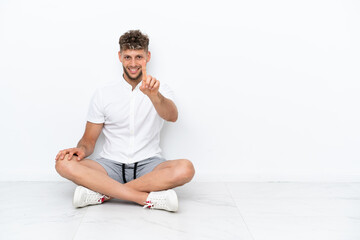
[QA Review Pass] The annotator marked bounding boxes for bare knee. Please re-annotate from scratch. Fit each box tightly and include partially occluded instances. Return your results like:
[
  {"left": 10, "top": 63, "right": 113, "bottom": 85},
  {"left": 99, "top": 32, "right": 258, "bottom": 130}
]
[
  {"left": 55, "top": 155, "right": 78, "bottom": 180},
  {"left": 172, "top": 159, "right": 195, "bottom": 185}
]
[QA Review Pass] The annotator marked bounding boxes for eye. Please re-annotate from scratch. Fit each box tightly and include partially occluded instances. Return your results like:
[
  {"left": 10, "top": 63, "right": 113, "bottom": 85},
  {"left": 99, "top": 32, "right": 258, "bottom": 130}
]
[
  {"left": 124, "top": 56, "right": 131, "bottom": 60},
  {"left": 136, "top": 56, "right": 143, "bottom": 59}
]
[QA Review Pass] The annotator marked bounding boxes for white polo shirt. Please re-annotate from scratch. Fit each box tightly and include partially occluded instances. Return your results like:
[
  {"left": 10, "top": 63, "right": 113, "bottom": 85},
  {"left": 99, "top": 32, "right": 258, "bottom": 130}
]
[{"left": 87, "top": 78, "right": 175, "bottom": 164}]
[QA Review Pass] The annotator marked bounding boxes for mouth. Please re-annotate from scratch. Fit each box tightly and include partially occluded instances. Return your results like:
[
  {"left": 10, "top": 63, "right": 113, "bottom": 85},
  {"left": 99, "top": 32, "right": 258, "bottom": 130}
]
[{"left": 128, "top": 67, "right": 140, "bottom": 75}]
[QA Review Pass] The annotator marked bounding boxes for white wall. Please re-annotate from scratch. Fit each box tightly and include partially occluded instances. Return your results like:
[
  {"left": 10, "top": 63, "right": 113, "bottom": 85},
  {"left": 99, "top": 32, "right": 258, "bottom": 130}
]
[{"left": 1, "top": 0, "right": 359, "bottom": 182}]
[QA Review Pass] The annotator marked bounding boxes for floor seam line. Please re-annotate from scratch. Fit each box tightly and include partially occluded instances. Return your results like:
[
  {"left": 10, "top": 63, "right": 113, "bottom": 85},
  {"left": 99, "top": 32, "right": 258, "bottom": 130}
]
[
  {"left": 72, "top": 206, "right": 89, "bottom": 240},
  {"left": 225, "top": 182, "right": 256, "bottom": 240}
]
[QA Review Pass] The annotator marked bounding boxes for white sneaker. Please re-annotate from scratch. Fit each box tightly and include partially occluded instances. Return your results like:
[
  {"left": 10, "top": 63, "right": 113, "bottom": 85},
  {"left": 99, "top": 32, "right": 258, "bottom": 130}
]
[
  {"left": 143, "top": 189, "right": 178, "bottom": 212},
  {"left": 73, "top": 186, "right": 109, "bottom": 208}
]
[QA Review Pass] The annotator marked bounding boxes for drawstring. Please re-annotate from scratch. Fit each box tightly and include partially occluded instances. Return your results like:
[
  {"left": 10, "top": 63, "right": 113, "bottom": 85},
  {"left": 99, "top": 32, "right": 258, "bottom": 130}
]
[
  {"left": 122, "top": 163, "right": 127, "bottom": 183},
  {"left": 122, "top": 162, "right": 139, "bottom": 184},
  {"left": 134, "top": 162, "right": 138, "bottom": 180}
]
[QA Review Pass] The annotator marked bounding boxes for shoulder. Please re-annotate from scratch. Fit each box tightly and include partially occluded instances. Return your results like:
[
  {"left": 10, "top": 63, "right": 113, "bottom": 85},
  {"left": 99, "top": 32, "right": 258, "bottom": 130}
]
[
  {"left": 159, "top": 81, "right": 175, "bottom": 101},
  {"left": 159, "top": 81, "right": 173, "bottom": 92},
  {"left": 97, "top": 81, "right": 121, "bottom": 92},
  {"left": 91, "top": 81, "right": 122, "bottom": 96}
]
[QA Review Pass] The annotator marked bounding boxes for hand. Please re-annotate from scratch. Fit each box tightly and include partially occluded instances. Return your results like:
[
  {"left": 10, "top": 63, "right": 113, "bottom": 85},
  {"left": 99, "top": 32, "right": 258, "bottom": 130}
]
[
  {"left": 55, "top": 147, "right": 85, "bottom": 161},
  {"left": 139, "top": 63, "right": 160, "bottom": 97}
]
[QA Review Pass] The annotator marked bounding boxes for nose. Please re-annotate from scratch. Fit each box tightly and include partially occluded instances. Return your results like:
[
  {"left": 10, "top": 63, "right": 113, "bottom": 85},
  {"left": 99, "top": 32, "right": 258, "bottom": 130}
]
[{"left": 130, "top": 58, "right": 136, "bottom": 66}]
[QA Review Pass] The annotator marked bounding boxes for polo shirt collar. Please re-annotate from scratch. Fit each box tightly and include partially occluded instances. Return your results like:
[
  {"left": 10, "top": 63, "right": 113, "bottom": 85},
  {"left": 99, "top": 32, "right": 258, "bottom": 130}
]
[
  {"left": 120, "top": 75, "right": 142, "bottom": 91},
  {"left": 134, "top": 82, "right": 142, "bottom": 91}
]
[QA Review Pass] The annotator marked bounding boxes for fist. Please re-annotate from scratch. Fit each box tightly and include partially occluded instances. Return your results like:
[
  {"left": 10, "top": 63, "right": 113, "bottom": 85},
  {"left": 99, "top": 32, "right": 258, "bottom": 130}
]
[
  {"left": 140, "top": 74, "right": 160, "bottom": 97},
  {"left": 139, "top": 62, "right": 160, "bottom": 97}
]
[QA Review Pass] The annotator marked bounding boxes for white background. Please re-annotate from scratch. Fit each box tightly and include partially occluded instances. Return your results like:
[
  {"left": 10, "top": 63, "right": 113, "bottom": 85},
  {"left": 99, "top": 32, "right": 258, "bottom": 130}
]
[{"left": 0, "top": 0, "right": 359, "bottom": 181}]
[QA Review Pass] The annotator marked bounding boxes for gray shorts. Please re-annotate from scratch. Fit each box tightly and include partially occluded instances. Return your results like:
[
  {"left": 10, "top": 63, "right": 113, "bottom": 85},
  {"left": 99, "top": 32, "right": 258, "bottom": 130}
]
[{"left": 95, "top": 156, "right": 166, "bottom": 184}]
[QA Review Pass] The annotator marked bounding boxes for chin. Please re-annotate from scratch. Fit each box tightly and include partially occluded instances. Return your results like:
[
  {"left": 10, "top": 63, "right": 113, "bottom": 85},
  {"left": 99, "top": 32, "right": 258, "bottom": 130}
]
[
  {"left": 129, "top": 74, "right": 142, "bottom": 81},
  {"left": 124, "top": 68, "right": 142, "bottom": 81}
]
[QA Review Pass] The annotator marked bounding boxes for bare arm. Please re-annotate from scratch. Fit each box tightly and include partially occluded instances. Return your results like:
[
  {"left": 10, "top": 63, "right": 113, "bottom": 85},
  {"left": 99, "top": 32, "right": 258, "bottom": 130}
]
[
  {"left": 139, "top": 63, "right": 178, "bottom": 122},
  {"left": 148, "top": 92, "right": 178, "bottom": 122},
  {"left": 76, "top": 121, "right": 104, "bottom": 158},
  {"left": 55, "top": 121, "right": 103, "bottom": 161}
]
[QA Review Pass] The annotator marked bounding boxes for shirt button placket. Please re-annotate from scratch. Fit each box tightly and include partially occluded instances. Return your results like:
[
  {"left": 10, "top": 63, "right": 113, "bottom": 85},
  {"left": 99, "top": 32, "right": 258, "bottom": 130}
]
[{"left": 129, "top": 91, "right": 135, "bottom": 163}]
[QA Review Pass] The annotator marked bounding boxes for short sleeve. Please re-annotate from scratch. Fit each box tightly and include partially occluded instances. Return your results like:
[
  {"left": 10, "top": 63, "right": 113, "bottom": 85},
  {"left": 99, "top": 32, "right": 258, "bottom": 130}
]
[
  {"left": 160, "top": 83, "right": 175, "bottom": 102},
  {"left": 87, "top": 89, "right": 105, "bottom": 123}
]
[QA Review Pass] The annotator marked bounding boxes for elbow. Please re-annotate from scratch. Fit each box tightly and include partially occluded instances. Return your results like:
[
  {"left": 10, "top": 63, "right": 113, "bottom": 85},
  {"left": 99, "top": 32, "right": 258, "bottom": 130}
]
[
  {"left": 166, "top": 112, "right": 178, "bottom": 122},
  {"left": 169, "top": 115, "right": 178, "bottom": 122},
  {"left": 162, "top": 103, "right": 178, "bottom": 122},
  {"left": 170, "top": 111, "right": 178, "bottom": 122}
]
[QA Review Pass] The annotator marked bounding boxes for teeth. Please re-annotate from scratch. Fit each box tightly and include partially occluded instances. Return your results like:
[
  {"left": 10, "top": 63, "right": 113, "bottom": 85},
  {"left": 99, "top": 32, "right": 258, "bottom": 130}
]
[{"left": 129, "top": 68, "right": 138, "bottom": 72}]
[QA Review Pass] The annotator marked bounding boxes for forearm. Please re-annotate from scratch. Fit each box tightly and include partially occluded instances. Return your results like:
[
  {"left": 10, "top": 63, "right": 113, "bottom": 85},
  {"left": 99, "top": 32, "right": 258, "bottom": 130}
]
[
  {"left": 149, "top": 92, "right": 178, "bottom": 122},
  {"left": 76, "top": 138, "right": 95, "bottom": 158}
]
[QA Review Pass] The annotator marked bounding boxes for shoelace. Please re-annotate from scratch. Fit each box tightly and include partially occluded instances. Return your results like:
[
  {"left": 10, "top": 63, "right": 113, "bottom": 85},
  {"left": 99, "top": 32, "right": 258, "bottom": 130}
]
[
  {"left": 143, "top": 194, "right": 167, "bottom": 209},
  {"left": 85, "top": 190, "right": 109, "bottom": 204},
  {"left": 143, "top": 201, "right": 154, "bottom": 209}
]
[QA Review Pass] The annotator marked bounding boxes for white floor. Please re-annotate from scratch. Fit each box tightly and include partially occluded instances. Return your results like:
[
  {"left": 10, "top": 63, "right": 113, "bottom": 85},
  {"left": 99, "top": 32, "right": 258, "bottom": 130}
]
[{"left": 0, "top": 182, "right": 359, "bottom": 240}]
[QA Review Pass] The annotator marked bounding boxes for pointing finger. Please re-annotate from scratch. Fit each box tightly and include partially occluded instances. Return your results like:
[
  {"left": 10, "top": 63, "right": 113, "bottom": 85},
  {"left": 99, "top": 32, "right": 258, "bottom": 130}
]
[
  {"left": 146, "top": 75, "right": 152, "bottom": 88},
  {"left": 142, "top": 61, "right": 147, "bottom": 83}
]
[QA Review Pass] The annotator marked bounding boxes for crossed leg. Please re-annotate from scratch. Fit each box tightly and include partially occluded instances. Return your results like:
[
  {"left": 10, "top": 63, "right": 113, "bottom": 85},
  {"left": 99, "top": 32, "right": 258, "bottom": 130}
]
[
  {"left": 125, "top": 159, "right": 195, "bottom": 192},
  {"left": 55, "top": 155, "right": 195, "bottom": 206}
]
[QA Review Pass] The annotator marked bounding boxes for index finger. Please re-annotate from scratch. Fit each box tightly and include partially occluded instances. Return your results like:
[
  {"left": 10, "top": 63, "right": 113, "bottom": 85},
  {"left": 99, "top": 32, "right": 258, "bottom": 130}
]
[{"left": 142, "top": 61, "right": 147, "bottom": 82}]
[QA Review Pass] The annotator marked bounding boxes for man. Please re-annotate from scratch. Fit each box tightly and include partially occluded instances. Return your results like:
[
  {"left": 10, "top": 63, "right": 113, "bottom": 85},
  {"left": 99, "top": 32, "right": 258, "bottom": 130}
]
[{"left": 55, "top": 30, "right": 195, "bottom": 212}]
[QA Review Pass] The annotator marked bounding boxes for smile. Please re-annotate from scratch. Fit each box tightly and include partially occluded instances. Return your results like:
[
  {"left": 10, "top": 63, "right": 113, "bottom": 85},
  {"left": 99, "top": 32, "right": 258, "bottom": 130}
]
[{"left": 128, "top": 67, "right": 140, "bottom": 74}]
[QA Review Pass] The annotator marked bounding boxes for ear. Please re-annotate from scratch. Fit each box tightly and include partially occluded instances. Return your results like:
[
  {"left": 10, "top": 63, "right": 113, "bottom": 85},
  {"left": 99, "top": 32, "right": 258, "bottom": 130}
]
[
  {"left": 146, "top": 51, "right": 151, "bottom": 63},
  {"left": 118, "top": 51, "right": 122, "bottom": 63}
]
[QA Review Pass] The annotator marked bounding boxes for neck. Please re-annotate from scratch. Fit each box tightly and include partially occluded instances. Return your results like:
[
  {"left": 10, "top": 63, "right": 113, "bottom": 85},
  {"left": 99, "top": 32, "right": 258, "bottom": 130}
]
[{"left": 123, "top": 74, "right": 141, "bottom": 90}]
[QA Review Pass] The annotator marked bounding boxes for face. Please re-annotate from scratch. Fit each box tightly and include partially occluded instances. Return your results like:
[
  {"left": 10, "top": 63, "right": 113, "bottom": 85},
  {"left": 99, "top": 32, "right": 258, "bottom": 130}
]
[{"left": 119, "top": 49, "right": 151, "bottom": 81}]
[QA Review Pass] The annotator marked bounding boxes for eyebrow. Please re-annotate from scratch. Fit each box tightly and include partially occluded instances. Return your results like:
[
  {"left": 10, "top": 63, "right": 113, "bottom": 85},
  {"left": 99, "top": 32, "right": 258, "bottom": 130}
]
[{"left": 124, "top": 54, "right": 143, "bottom": 58}]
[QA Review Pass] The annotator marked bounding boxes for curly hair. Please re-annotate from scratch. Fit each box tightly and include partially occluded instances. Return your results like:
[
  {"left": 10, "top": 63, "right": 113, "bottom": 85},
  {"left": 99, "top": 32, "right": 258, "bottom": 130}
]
[{"left": 119, "top": 30, "right": 149, "bottom": 52}]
